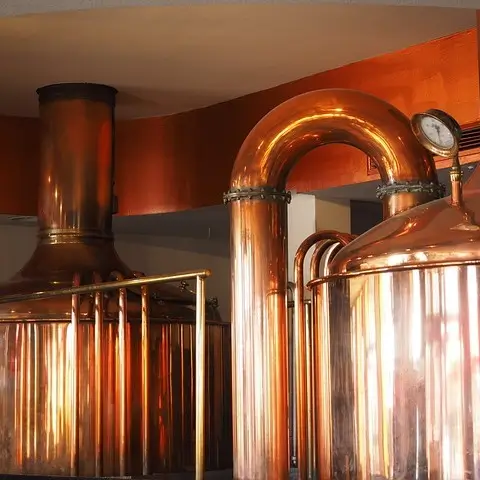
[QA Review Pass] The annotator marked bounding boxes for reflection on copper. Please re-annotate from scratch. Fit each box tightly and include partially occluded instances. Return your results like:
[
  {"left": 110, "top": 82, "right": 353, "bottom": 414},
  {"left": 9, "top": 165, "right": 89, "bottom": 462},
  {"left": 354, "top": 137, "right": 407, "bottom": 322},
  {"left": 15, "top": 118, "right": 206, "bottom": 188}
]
[
  {"left": 0, "top": 84, "right": 232, "bottom": 476},
  {"left": 0, "top": 270, "right": 231, "bottom": 477},
  {"left": 140, "top": 285, "right": 150, "bottom": 476},
  {"left": 195, "top": 275, "right": 206, "bottom": 480},
  {"left": 307, "top": 266, "right": 480, "bottom": 478},
  {"left": 304, "top": 141, "right": 480, "bottom": 478},
  {"left": 94, "top": 285, "right": 104, "bottom": 477},
  {"left": 118, "top": 286, "right": 127, "bottom": 476},
  {"left": 293, "top": 231, "right": 354, "bottom": 479},
  {"left": 70, "top": 273, "right": 80, "bottom": 476},
  {"left": 226, "top": 88, "right": 440, "bottom": 480},
  {"left": 327, "top": 166, "right": 480, "bottom": 279}
]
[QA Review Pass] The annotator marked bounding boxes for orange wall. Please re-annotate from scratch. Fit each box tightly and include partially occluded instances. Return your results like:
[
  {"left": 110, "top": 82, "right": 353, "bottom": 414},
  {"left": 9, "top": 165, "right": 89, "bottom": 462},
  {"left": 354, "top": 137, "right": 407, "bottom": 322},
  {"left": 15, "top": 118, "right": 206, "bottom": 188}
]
[{"left": 0, "top": 28, "right": 477, "bottom": 216}]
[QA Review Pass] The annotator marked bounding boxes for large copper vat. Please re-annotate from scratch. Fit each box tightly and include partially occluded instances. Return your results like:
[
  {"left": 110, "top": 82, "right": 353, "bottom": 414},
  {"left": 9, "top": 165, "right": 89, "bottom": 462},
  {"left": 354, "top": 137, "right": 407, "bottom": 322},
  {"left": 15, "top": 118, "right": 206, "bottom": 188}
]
[
  {"left": 0, "top": 83, "right": 232, "bottom": 477},
  {"left": 307, "top": 166, "right": 480, "bottom": 479}
]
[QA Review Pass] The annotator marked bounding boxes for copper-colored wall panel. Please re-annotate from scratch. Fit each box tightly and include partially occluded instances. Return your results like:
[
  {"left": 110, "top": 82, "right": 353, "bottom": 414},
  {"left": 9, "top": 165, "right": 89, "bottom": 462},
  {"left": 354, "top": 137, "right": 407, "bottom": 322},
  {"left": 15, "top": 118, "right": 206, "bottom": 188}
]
[
  {"left": 116, "top": 29, "right": 478, "bottom": 214},
  {"left": 288, "top": 29, "right": 479, "bottom": 192},
  {"left": 0, "top": 116, "right": 40, "bottom": 215},
  {"left": 0, "top": 29, "right": 476, "bottom": 216}
]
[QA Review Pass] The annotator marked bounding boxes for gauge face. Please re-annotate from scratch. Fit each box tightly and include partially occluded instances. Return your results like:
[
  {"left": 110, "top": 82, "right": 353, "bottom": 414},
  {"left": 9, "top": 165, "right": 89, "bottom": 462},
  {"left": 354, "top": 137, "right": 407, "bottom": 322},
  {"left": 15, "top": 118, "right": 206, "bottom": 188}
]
[
  {"left": 419, "top": 115, "right": 455, "bottom": 149},
  {"left": 411, "top": 109, "right": 461, "bottom": 157}
]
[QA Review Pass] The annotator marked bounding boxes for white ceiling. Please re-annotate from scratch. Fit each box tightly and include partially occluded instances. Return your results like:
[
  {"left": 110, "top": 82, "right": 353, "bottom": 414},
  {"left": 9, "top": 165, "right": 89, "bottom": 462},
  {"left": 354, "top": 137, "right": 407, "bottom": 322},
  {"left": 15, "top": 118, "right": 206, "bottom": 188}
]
[{"left": 0, "top": 3, "right": 474, "bottom": 118}]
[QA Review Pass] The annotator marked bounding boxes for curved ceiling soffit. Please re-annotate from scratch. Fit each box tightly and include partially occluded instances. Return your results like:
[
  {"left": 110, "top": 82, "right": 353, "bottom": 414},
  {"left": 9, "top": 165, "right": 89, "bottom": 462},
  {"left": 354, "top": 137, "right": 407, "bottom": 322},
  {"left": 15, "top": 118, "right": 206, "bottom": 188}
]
[
  {"left": 0, "top": 28, "right": 477, "bottom": 218},
  {"left": 0, "top": 0, "right": 477, "bottom": 17}
]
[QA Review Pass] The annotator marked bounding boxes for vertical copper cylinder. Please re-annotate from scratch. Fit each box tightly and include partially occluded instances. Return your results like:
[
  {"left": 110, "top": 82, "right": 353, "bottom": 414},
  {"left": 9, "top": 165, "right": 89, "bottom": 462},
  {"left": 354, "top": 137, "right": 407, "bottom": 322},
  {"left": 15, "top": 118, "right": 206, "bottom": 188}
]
[
  {"left": 226, "top": 87, "right": 441, "bottom": 480},
  {"left": 230, "top": 199, "right": 289, "bottom": 480},
  {"left": 287, "top": 282, "right": 297, "bottom": 469},
  {"left": 0, "top": 83, "right": 233, "bottom": 476},
  {"left": 293, "top": 231, "right": 354, "bottom": 479},
  {"left": 37, "top": 83, "right": 115, "bottom": 241},
  {"left": 0, "top": 316, "right": 232, "bottom": 476},
  {"left": 310, "top": 266, "right": 480, "bottom": 479}
]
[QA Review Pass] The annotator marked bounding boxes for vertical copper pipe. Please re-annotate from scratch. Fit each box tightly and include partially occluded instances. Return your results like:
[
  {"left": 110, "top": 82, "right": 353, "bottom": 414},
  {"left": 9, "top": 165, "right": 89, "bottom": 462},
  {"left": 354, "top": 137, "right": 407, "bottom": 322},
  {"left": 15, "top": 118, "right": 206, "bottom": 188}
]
[
  {"left": 70, "top": 274, "right": 81, "bottom": 476},
  {"left": 36, "top": 83, "right": 117, "bottom": 241},
  {"left": 229, "top": 199, "right": 289, "bottom": 480},
  {"left": 287, "top": 282, "right": 297, "bottom": 468},
  {"left": 33, "top": 324, "right": 40, "bottom": 462},
  {"left": 94, "top": 289, "right": 104, "bottom": 477},
  {"left": 226, "top": 88, "right": 440, "bottom": 480},
  {"left": 303, "top": 300, "right": 314, "bottom": 478},
  {"left": 118, "top": 287, "right": 127, "bottom": 476},
  {"left": 141, "top": 285, "right": 150, "bottom": 475},
  {"left": 310, "top": 241, "right": 348, "bottom": 479},
  {"left": 195, "top": 275, "right": 206, "bottom": 480},
  {"left": 293, "top": 231, "right": 354, "bottom": 479}
]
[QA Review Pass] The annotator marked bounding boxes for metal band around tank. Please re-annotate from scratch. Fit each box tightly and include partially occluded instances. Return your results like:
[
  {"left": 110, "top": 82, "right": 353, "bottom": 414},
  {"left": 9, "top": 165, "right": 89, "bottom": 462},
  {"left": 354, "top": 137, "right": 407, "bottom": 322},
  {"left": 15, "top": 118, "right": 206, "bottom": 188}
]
[
  {"left": 223, "top": 186, "right": 292, "bottom": 204},
  {"left": 36, "top": 83, "right": 118, "bottom": 107},
  {"left": 376, "top": 180, "right": 446, "bottom": 200}
]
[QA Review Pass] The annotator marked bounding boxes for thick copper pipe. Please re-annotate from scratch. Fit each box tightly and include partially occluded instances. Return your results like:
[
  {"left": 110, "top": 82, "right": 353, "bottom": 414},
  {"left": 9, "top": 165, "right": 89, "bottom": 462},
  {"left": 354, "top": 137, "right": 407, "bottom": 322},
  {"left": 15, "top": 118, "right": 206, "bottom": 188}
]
[
  {"left": 225, "top": 89, "right": 441, "bottom": 480},
  {"left": 37, "top": 83, "right": 116, "bottom": 241}
]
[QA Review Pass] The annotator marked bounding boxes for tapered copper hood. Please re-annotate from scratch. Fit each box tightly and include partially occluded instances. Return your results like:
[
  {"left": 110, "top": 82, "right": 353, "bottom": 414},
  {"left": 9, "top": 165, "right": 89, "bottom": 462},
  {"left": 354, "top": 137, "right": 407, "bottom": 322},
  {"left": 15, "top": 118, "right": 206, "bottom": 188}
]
[
  {"left": 0, "top": 83, "right": 213, "bottom": 320},
  {"left": 326, "top": 166, "right": 480, "bottom": 279}
]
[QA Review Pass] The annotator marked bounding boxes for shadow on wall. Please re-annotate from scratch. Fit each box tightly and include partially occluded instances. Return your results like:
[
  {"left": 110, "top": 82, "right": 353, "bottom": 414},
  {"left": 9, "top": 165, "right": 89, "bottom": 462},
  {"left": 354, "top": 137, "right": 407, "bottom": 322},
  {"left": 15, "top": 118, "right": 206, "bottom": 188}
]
[
  {"left": 0, "top": 225, "right": 231, "bottom": 321},
  {"left": 350, "top": 200, "right": 383, "bottom": 235}
]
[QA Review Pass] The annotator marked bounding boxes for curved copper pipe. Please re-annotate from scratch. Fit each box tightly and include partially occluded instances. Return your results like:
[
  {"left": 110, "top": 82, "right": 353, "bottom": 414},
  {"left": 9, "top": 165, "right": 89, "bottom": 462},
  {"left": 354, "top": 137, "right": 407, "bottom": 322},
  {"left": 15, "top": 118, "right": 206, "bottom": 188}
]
[
  {"left": 310, "top": 235, "right": 356, "bottom": 281},
  {"left": 226, "top": 89, "right": 440, "bottom": 480},
  {"left": 231, "top": 88, "right": 439, "bottom": 218},
  {"left": 294, "top": 232, "right": 353, "bottom": 479}
]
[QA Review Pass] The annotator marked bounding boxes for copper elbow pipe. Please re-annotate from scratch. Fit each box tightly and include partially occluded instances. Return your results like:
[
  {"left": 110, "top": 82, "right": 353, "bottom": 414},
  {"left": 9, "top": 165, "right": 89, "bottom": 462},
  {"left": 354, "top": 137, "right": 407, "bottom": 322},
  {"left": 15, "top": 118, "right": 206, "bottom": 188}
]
[
  {"left": 225, "top": 89, "right": 441, "bottom": 480},
  {"left": 230, "top": 88, "right": 441, "bottom": 218}
]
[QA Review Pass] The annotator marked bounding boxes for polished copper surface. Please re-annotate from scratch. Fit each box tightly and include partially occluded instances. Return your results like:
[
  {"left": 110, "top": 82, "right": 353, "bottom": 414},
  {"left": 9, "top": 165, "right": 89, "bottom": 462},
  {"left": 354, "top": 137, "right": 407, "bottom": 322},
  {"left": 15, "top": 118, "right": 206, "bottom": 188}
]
[
  {"left": 0, "top": 83, "right": 200, "bottom": 311},
  {"left": 325, "top": 165, "right": 480, "bottom": 281},
  {"left": 227, "top": 88, "right": 440, "bottom": 480},
  {"left": 293, "top": 231, "right": 354, "bottom": 479},
  {"left": 309, "top": 266, "right": 480, "bottom": 479},
  {"left": 304, "top": 124, "right": 480, "bottom": 477},
  {"left": 0, "top": 270, "right": 232, "bottom": 477},
  {"left": 0, "top": 84, "right": 232, "bottom": 476},
  {"left": 313, "top": 243, "right": 347, "bottom": 477}
]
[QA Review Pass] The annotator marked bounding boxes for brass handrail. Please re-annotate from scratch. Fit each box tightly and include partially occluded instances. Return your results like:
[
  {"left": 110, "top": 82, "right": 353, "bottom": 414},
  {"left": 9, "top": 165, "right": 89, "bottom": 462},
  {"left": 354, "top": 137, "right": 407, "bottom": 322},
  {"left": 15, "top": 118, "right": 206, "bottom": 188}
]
[
  {"left": 0, "top": 269, "right": 211, "bottom": 480},
  {"left": 0, "top": 269, "right": 211, "bottom": 304}
]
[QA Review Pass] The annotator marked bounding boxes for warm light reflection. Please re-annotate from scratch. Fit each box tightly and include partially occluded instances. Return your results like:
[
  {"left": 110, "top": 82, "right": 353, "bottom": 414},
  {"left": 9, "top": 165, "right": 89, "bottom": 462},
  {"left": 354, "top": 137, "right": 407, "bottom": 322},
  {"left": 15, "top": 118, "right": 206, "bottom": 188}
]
[
  {"left": 316, "top": 265, "right": 480, "bottom": 478},
  {"left": 0, "top": 317, "right": 230, "bottom": 476}
]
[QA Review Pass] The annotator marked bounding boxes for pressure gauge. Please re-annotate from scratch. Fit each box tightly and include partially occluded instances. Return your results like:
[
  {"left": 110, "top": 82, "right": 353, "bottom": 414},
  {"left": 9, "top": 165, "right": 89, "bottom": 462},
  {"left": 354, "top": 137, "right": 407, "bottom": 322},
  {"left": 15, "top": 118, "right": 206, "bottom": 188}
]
[{"left": 411, "top": 109, "right": 462, "bottom": 158}]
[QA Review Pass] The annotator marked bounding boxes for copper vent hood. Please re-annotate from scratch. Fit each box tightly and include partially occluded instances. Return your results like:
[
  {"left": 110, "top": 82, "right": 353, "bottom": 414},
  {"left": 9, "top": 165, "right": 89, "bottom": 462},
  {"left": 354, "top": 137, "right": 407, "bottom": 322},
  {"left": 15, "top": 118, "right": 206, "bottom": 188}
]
[{"left": 0, "top": 83, "right": 232, "bottom": 476}]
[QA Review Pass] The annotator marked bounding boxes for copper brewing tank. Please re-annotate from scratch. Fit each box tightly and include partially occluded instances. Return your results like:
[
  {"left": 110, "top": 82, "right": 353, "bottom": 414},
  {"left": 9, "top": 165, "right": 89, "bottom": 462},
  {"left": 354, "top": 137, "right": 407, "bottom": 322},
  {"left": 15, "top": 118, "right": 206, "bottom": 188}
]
[
  {"left": 307, "top": 165, "right": 480, "bottom": 479},
  {"left": 0, "top": 83, "right": 232, "bottom": 476},
  {"left": 224, "top": 88, "right": 444, "bottom": 479}
]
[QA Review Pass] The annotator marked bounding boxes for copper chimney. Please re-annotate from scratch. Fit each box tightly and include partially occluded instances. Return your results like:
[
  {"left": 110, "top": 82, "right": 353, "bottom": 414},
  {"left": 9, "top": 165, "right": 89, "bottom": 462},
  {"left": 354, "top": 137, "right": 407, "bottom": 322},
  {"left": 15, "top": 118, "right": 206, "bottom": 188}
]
[{"left": 0, "top": 83, "right": 232, "bottom": 476}]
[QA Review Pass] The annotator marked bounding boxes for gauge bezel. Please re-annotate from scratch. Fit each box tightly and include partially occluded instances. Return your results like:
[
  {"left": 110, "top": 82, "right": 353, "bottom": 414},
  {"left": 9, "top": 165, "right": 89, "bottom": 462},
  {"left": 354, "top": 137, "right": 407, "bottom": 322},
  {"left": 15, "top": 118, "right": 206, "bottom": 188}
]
[{"left": 411, "top": 109, "right": 462, "bottom": 158}]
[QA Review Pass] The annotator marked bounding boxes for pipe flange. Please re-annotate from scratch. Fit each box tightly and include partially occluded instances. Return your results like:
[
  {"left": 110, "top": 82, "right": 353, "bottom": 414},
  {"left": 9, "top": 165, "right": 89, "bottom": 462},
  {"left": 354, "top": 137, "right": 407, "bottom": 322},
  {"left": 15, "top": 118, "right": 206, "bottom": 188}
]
[
  {"left": 376, "top": 181, "right": 446, "bottom": 200},
  {"left": 223, "top": 187, "right": 292, "bottom": 204}
]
